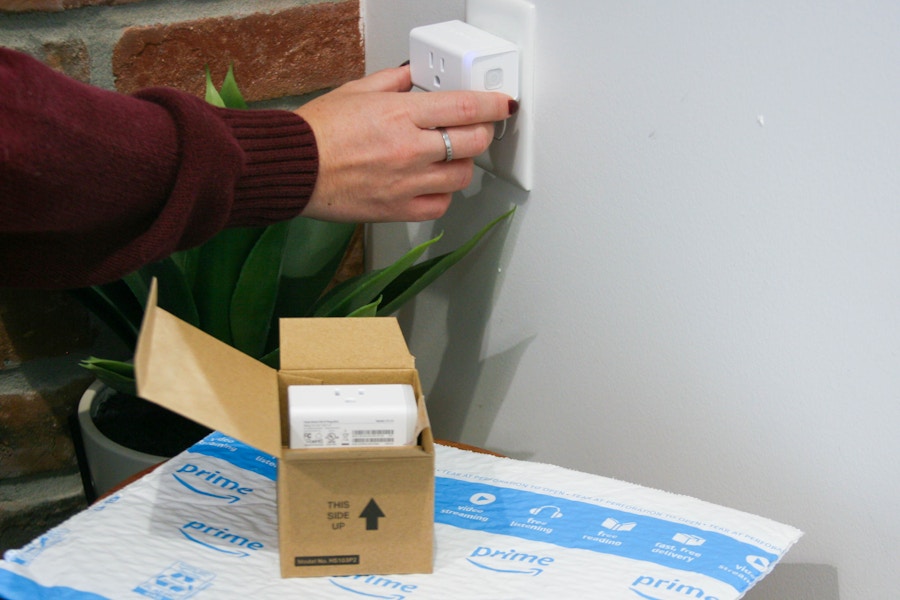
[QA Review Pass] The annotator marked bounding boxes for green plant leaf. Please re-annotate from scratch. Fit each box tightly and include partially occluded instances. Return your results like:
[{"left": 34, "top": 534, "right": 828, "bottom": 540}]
[
  {"left": 378, "top": 207, "right": 515, "bottom": 315},
  {"left": 68, "top": 282, "right": 142, "bottom": 348},
  {"left": 120, "top": 271, "right": 151, "bottom": 309},
  {"left": 219, "top": 63, "right": 248, "bottom": 109},
  {"left": 204, "top": 67, "right": 225, "bottom": 108},
  {"left": 230, "top": 221, "right": 289, "bottom": 358},
  {"left": 281, "top": 218, "right": 357, "bottom": 278},
  {"left": 140, "top": 257, "right": 200, "bottom": 327},
  {"left": 312, "top": 233, "right": 443, "bottom": 317},
  {"left": 171, "top": 246, "right": 201, "bottom": 290},
  {"left": 192, "top": 227, "right": 263, "bottom": 345},
  {"left": 346, "top": 298, "right": 381, "bottom": 317},
  {"left": 80, "top": 357, "right": 135, "bottom": 377},
  {"left": 308, "top": 268, "right": 379, "bottom": 313},
  {"left": 259, "top": 348, "right": 279, "bottom": 369},
  {"left": 80, "top": 358, "right": 136, "bottom": 396},
  {"left": 273, "top": 219, "right": 357, "bottom": 321}
]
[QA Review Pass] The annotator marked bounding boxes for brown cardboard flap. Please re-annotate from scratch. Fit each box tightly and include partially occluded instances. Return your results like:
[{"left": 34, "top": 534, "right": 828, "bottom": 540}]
[
  {"left": 279, "top": 318, "right": 415, "bottom": 371},
  {"left": 135, "top": 281, "right": 281, "bottom": 457}
]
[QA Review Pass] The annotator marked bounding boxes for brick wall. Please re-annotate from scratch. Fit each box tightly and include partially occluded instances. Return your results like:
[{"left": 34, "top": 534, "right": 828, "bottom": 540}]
[{"left": 0, "top": 0, "right": 364, "bottom": 553}]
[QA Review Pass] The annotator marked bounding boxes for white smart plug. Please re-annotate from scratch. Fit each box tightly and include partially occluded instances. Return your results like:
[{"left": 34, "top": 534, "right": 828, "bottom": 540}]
[
  {"left": 409, "top": 20, "right": 519, "bottom": 100},
  {"left": 287, "top": 384, "right": 418, "bottom": 449}
]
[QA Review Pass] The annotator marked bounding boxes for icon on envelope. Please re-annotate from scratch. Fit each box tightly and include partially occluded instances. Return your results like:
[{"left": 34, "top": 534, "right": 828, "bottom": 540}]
[
  {"left": 673, "top": 533, "right": 706, "bottom": 546},
  {"left": 601, "top": 518, "right": 636, "bottom": 532}
]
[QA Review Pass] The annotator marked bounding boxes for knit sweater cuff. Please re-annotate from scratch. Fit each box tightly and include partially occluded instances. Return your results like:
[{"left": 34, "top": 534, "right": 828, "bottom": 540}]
[{"left": 216, "top": 108, "right": 318, "bottom": 227}]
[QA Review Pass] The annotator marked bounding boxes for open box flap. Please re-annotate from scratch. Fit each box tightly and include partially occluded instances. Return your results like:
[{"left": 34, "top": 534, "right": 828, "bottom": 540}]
[
  {"left": 279, "top": 317, "right": 415, "bottom": 371},
  {"left": 134, "top": 281, "right": 281, "bottom": 457}
]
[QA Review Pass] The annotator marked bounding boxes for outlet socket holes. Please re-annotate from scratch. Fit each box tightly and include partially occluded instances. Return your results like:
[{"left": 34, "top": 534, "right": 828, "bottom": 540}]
[
  {"left": 428, "top": 52, "right": 447, "bottom": 71},
  {"left": 428, "top": 51, "right": 446, "bottom": 88}
]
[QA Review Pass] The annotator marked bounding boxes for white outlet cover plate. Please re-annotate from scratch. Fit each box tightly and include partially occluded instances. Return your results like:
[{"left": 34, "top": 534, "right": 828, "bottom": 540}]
[{"left": 467, "top": 0, "right": 535, "bottom": 191}]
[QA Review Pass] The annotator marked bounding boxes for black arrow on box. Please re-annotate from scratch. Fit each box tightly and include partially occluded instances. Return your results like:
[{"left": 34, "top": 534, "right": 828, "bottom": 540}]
[{"left": 360, "top": 498, "right": 385, "bottom": 530}]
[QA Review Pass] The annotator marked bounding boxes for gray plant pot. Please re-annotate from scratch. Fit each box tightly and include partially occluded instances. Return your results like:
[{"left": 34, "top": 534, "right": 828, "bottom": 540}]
[{"left": 77, "top": 381, "right": 166, "bottom": 497}]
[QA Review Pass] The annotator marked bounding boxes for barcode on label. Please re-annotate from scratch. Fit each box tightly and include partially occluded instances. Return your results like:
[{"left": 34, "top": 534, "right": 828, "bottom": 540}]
[{"left": 352, "top": 429, "right": 395, "bottom": 444}]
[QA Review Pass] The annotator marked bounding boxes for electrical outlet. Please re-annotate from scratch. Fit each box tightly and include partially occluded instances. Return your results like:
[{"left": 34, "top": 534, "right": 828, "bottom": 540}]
[{"left": 467, "top": 0, "right": 535, "bottom": 191}]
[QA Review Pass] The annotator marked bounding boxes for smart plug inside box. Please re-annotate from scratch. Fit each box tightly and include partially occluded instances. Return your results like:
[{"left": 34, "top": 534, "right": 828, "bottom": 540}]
[
  {"left": 288, "top": 384, "right": 418, "bottom": 448},
  {"left": 135, "top": 282, "right": 434, "bottom": 578}
]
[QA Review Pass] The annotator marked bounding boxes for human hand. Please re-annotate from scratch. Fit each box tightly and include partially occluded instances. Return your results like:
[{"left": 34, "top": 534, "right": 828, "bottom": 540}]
[{"left": 295, "top": 65, "right": 517, "bottom": 223}]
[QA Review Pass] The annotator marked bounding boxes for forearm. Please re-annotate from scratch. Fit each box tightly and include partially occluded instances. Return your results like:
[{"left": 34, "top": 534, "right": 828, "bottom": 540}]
[
  {"left": 2, "top": 49, "right": 516, "bottom": 289},
  {"left": 0, "top": 48, "right": 317, "bottom": 289}
]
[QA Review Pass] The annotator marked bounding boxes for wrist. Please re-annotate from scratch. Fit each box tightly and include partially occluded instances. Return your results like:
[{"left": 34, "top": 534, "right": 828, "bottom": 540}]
[{"left": 216, "top": 107, "right": 319, "bottom": 226}]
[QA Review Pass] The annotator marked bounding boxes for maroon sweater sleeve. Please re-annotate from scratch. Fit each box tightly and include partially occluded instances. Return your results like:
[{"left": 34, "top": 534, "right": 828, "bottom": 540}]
[{"left": 0, "top": 48, "right": 318, "bottom": 290}]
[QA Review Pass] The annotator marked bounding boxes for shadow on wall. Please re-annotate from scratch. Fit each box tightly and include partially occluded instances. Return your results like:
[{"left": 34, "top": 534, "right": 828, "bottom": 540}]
[
  {"left": 400, "top": 170, "right": 532, "bottom": 452},
  {"left": 744, "top": 563, "right": 838, "bottom": 600}
]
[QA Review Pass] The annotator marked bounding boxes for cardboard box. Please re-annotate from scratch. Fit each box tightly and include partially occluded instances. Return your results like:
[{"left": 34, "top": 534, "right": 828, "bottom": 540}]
[{"left": 134, "top": 283, "right": 434, "bottom": 578}]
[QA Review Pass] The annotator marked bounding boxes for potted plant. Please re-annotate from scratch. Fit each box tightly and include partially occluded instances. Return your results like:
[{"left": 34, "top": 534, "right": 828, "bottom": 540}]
[{"left": 70, "top": 67, "right": 514, "bottom": 498}]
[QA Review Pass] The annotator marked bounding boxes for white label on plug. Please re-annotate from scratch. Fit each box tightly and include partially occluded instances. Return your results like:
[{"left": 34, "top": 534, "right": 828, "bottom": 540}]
[{"left": 288, "top": 384, "right": 417, "bottom": 449}]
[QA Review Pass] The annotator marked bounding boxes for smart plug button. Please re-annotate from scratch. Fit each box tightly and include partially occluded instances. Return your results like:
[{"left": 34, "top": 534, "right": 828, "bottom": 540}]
[{"left": 484, "top": 68, "right": 504, "bottom": 90}]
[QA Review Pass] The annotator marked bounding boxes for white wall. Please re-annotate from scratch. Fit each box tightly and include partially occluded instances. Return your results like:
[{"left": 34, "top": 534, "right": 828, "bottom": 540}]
[{"left": 365, "top": 1, "right": 900, "bottom": 598}]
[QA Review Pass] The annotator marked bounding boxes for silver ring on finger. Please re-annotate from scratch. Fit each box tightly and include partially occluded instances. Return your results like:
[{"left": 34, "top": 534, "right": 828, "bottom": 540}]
[{"left": 437, "top": 127, "right": 453, "bottom": 162}]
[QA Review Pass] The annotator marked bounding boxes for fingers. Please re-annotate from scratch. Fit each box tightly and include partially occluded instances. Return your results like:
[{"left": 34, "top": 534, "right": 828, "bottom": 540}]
[
  {"left": 344, "top": 65, "right": 412, "bottom": 93},
  {"left": 402, "top": 193, "right": 455, "bottom": 222},
  {"left": 410, "top": 90, "right": 514, "bottom": 129},
  {"left": 294, "top": 67, "right": 514, "bottom": 224},
  {"left": 426, "top": 158, "right": 476, "bottom": 194},
  {"left": 394, "top": 161, "right": 475, "bottom": 222},
  {"left": 335, "top": 68, "right": 512, "bottom": 164},
  {"left": 350, "top": 67, "right": 513, "bottom": 128},
  {"left": 426, "top": 122, "right": 495, "bottom": 163},
  {"left": 388, "top": 157, "right": 476, "bottom": 203}
]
